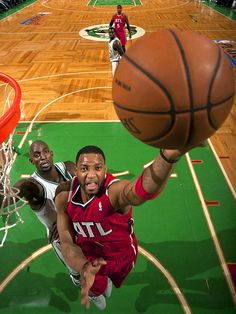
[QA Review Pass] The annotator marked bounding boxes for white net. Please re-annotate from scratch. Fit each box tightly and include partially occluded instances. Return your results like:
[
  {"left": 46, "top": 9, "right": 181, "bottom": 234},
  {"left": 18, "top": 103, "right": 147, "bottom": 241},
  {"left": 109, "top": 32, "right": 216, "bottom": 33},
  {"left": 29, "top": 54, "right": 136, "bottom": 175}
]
[{"left": 0, "top": 76, "right": 26, "bottom": 247}]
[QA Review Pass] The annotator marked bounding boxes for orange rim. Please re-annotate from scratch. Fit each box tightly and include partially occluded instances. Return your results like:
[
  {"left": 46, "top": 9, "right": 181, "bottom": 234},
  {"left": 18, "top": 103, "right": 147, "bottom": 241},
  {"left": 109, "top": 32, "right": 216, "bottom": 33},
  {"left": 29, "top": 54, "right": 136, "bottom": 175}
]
[{"left": 0, "top": 72, "right": 21, "bottom": 145}]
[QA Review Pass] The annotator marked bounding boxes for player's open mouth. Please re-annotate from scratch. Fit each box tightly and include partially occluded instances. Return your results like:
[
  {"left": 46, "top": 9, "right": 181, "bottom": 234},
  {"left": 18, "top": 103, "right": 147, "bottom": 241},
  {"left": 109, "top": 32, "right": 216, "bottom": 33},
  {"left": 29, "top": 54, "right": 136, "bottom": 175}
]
[
  {"left": 40, "top": 161, "right": 50, "bottom": 168},
  {"left": 86, "top": 182, "right": 98, "bottom": 190}
]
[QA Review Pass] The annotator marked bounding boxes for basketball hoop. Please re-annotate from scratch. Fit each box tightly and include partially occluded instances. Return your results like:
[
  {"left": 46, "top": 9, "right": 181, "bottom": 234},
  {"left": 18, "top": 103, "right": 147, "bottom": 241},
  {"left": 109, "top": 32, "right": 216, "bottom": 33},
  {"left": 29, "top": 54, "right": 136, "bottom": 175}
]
[{"left": 0, "top": 72, "right": 26, "bottom": 247}]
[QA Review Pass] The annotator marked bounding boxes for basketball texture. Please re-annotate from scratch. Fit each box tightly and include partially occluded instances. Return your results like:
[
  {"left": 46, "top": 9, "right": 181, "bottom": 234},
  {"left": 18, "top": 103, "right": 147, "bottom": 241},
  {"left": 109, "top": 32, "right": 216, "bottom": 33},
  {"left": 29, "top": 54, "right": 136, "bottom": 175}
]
[{"left": 112, "top": 29, "right": 235, "bottom": 149}]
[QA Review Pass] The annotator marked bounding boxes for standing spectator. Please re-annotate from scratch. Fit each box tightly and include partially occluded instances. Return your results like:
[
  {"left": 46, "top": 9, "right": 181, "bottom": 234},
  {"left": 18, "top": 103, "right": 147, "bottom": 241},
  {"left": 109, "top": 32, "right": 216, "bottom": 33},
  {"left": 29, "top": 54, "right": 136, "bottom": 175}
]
[{"left": 109, "top": 4, "right": 131, "bottom": 53}]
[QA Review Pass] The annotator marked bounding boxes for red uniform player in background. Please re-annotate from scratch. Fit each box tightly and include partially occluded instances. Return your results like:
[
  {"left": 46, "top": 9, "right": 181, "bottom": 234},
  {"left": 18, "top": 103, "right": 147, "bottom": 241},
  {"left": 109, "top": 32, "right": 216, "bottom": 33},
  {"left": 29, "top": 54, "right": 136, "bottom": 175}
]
[{"left": 109, "top": 4, "right": 131, "bottom": 53}]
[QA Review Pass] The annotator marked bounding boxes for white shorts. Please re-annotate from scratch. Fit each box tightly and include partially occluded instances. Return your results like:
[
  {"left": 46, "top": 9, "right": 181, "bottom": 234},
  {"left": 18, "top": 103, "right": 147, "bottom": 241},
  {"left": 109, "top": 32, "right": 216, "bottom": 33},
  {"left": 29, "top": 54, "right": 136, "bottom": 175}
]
[
  {"left": 51, "top": 239, "right": 79, "bottom": 276},
  {"left": 112, "top": 61, "right": 119, "bottom": 76}
]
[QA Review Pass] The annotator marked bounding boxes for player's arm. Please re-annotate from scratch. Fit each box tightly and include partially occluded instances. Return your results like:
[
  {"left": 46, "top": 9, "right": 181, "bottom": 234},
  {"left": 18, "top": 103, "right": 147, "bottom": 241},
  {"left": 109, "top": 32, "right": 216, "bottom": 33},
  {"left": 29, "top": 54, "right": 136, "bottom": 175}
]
[
  {"left": 109, "top": 15, "right": 114, "bottom": 27},
  {"left": 109, "top": 148, "right": 185, "bottom": 213},
  {"left": 0, "top": 178, "right": 44, "bottom": 210},
  {"left": 125, "top": 14, "right": 131, "bottom": 38},
  {"left": 55, "top": 182, "right": 88, "bottom": 272},
  {"left": 64, "top": 160, "right": 76, "bottom": 177},
  {"left": 55, "top": 182, "right": 107, "bottom": 309},
  {"left": 113, "top": 40, "right": 124, "bottom": 57}
]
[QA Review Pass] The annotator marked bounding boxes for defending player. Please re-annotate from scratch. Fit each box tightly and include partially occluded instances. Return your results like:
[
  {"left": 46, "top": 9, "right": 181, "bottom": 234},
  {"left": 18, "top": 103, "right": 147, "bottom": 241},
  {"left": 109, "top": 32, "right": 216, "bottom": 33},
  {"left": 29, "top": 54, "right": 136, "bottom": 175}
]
[{"left": 108, "top": 27, "right": 124, "bottom": 76}]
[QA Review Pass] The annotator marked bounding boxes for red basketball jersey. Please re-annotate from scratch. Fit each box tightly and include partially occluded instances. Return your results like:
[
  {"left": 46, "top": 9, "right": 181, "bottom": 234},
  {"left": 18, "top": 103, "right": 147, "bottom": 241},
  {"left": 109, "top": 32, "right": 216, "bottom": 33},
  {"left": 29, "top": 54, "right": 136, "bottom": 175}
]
[
  {"left": 113, "top": 13, "right": 126, "bottom": 32},
  {"left": 113, "top": 13, "right": 127, "bottom": 46},
  {"left": 67, "top": 173, "right": 137, "bottom": 261}
]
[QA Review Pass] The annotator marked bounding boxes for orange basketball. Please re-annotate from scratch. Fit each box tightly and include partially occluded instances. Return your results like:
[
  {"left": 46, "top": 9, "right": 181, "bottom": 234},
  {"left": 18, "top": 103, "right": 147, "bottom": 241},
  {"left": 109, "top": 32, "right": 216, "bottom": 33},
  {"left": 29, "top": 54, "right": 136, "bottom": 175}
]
[{"left": 112, "top": 29, "right": 235, "bottom": 149}]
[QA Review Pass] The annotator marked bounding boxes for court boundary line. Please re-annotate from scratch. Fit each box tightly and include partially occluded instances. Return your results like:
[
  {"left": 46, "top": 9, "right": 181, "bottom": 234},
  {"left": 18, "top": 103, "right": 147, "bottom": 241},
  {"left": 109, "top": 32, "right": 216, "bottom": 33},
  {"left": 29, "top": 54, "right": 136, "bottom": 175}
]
[
  {"left": 207, "top": 139, "right": 236, "bottom": 199},
  {"left": 0, "top": 0, "right": 38, "bottom": 21},
  {"left": 0, "top": 244, "right": 192, "bottom": 313},
  {"left": 39, "top": 0, "right": 190, "bottom": 13},
  {"left": 201, "top": 1, "right": 236, "bottom": 23},
  {"left": 185, "top": 152, "right": 236, "bottom": 306}
]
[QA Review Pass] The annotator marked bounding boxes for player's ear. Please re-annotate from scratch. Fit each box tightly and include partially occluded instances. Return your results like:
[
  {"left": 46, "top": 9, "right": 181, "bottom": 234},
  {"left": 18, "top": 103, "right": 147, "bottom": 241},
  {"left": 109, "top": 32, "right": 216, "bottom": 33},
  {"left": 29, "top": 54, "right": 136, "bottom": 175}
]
[{"left": 29, "top": 158, "right": 33, "bottom": 164}]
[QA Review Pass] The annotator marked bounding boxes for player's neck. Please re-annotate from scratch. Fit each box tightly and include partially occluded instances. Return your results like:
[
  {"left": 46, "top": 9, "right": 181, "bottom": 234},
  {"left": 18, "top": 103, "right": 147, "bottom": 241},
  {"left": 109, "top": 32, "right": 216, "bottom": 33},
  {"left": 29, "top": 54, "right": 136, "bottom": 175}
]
[
  {"left": 80, "top": 189, "right": 93, "bottom": 204},
  {"left": 38, "top": 165, "right": 62, "bottom": 183}
]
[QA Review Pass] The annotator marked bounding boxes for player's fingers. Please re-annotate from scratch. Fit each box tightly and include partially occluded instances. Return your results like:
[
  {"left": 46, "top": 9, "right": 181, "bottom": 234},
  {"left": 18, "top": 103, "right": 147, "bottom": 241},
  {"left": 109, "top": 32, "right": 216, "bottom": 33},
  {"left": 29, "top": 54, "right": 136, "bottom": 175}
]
[{"left": 92, "top": 258, "right": 107, "bottom": 267}]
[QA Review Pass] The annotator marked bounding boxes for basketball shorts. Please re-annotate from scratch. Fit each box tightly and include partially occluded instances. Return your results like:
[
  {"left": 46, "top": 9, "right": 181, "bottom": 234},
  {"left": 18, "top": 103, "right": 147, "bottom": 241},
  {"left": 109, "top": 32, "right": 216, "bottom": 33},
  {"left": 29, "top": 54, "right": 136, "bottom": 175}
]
[
  {"left": 90, "top": 243, "right": 138, "bottom": 296},
  {"left": 115, "top": 30, "right": 127, "bottom": 46}
]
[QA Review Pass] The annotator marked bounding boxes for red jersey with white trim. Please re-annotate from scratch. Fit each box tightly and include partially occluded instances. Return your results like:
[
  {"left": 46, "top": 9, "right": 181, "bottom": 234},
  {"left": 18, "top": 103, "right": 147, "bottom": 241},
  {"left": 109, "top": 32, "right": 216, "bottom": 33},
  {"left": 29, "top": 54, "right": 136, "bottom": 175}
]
[
  {"left": 67, "top": 173, "right": 137, "bottom": 261},
  {"left": 113, "top": 13, "right": 127, "bottom": 46}
]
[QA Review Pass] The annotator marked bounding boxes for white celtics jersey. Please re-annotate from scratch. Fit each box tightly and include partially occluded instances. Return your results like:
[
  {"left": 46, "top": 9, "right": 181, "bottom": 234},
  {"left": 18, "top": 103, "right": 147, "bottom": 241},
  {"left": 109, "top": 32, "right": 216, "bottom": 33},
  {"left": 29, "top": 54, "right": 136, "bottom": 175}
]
[
  {"left": 31, "top": 162, "right": 73, "bottom": 233},
  {"left": 109, "top": 37, "right": 121, "bottom": 62}
]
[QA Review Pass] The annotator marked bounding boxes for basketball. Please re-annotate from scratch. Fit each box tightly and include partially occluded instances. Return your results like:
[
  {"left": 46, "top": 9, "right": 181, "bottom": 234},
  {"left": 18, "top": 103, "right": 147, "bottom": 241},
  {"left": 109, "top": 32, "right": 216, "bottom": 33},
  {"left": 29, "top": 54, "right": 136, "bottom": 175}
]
[{"left": 112, "top": 29, "right": 235, "bottom": 149}]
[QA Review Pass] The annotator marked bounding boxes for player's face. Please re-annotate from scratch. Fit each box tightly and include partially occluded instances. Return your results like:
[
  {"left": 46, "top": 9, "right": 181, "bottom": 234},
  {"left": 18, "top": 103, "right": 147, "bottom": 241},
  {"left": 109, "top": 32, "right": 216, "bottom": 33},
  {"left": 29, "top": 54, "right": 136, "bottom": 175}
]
[
  {"left": 117, "top": 6, "right": 122, "bottom": 14},
  {"left": 109, "top": 29, "right": 115, "bottom": 39},
  {"left": 76, "top": 153, "right": 106, "bottom": 198},
  {"left": 29, "top": 142, "right": 54, "bottom": 172}
]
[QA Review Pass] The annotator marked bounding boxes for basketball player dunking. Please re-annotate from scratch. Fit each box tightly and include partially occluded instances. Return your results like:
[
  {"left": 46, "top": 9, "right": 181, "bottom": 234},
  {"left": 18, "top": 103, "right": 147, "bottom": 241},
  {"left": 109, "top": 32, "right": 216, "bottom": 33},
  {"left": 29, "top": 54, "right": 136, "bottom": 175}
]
[{"left": 109, "top": 5, "right": 131, "bottom": 53}]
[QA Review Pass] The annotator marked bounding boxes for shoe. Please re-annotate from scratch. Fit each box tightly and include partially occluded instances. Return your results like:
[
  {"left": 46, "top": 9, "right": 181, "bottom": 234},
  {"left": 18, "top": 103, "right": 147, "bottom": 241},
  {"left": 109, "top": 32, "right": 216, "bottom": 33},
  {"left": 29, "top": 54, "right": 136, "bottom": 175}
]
[
  {"left": 69, "top": 274, "right": 81, "bottom": 287},
  {"left": 89, "top": 294, "right": 106, "bottom": 310},
  {"left": 103, "top": 278, "right": 112, "bottom": 298}
]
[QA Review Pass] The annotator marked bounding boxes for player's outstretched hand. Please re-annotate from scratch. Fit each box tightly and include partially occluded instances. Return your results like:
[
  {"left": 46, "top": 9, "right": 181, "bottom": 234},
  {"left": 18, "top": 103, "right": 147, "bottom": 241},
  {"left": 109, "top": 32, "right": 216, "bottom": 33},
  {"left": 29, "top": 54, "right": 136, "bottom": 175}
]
[
  {"left": 80, "top": 258, "right": 107, "bottom": 309},
  {"left": 163, "top": 141, "right": 207, "bottom": 161}
]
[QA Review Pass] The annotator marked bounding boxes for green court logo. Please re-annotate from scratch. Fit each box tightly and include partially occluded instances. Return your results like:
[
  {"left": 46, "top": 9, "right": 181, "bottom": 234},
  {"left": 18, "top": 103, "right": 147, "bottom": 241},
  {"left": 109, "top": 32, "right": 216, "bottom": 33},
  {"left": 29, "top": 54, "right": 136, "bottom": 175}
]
[{"left": 79, "top": 24, "right": 145, "bottom": 42}]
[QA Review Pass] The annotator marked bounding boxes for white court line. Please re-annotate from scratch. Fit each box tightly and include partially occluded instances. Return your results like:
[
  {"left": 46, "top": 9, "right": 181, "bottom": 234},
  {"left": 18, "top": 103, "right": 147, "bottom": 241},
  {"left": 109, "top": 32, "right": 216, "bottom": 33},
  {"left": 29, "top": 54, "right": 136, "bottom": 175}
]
[
  {"left": 201, "top": 1, "right": 236, "bottom": 23},
  {"left": 139, "top": 246, "right": 191, "bottom": 314},
  {"left": 93, "top": 0, "right": 98, "bottom": 7},
  {"left": 0, "top": 71, "right": 112, "bottom": 88},
  {"left": 207, "top": 139, "right": 236, "bottom": 199},
  {"left": 0, "top": 0, "right": 37, "bottom": 21},
  {"left": 17, "top": 86, "right": 111, "bottom": 149},
  {"left": 19, "top": 120, "right": 119, "bottom": 123},
  {"left": 0, "top": 243, "right": 191, "bottom": 313},
  {"left": 0, "top": 244, "right": 52, "bottom": 293},
  {"left": 39, "top": 0, "right": 190, "bottom": 12},
  {"left": 185, "top": 152, "right": 236, "bottom": 307}
]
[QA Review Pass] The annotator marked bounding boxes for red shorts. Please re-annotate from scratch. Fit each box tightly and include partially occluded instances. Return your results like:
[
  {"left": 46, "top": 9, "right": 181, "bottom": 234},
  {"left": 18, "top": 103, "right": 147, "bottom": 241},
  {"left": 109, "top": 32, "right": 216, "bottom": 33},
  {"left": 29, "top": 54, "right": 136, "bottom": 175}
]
[
  {"left": 115, "top": 30, "right": 127, "bottom": 46},
  {"left": 89, "top": 240, "right": 138, "bottom": 296}
]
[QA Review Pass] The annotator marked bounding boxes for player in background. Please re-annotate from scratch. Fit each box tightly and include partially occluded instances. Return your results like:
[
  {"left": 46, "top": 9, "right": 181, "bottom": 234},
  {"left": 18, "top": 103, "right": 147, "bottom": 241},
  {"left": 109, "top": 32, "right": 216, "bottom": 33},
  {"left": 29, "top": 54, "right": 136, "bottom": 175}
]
[
  {"left": 108, "top": 27, "right": 124, "bottom": 76},
  {"left": 109, "top": 4, "right": 131, "bottom": 53}
]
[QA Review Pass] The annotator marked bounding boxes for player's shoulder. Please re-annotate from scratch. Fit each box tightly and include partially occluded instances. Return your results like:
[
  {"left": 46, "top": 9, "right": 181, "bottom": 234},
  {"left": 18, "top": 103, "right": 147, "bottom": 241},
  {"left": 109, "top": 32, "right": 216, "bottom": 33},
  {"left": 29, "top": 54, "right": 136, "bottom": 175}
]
[
  {"left": 63, "top": 160, "right": 76, "bottom": 176},
  {"left": 55, "top": 181, "right": 71, "bottom": 196}
]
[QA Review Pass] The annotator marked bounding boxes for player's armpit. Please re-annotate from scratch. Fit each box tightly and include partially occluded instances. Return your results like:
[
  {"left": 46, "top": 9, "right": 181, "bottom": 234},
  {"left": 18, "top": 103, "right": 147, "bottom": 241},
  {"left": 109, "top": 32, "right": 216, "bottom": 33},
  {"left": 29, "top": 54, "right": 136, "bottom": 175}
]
[
  {"left": 64, "top": 161, "right": 76, "bottom": 177},
  {"left": 55, "top": 181, "right": 71, "bottom": 198}
]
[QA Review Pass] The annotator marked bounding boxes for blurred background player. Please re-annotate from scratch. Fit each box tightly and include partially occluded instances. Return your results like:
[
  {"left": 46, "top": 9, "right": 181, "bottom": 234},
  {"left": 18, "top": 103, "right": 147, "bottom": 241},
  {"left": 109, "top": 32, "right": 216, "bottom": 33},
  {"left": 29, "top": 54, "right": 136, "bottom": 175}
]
[
  {"left": 109, "top": 4, "right": 131, "bottom": 53},
  {"left": 108, "top": 27, "right": 124, "bottom": 76}
]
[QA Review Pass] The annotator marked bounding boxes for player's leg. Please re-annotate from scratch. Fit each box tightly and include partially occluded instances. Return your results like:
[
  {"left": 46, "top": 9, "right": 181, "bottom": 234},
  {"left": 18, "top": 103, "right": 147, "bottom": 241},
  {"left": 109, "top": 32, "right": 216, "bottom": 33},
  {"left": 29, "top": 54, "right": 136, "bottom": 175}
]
[
  {"left": 112, "top": 61, "right": 119, "bottom": 76},
  {"left": 51, "top": 239, "right": 81, "bottom": 286}
]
